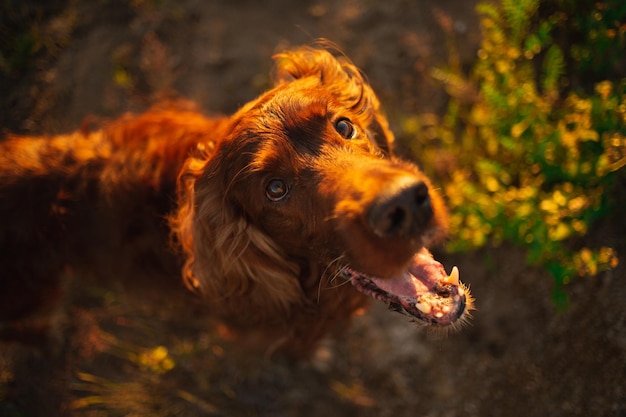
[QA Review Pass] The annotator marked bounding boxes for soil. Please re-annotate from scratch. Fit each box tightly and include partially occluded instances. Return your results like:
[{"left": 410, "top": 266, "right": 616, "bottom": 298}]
[{"left": 1, "top": 1, "right": 625, "bottom": 416}]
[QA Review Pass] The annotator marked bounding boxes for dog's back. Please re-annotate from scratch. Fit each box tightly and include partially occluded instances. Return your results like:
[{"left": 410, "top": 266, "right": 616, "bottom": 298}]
[{"left": 0, "top": 107, "right": 226, "bottom": 341}]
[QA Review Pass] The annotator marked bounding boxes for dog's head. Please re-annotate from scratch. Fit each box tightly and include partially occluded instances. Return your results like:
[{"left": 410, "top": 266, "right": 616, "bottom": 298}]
[{"left": 173, "top": 45, "right": 472, "bottom": 328}]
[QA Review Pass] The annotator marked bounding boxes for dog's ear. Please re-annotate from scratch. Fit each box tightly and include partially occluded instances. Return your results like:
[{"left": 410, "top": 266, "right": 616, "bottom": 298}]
[
  {"left": 170, "top": 140, "right": 305, "bottom": 321},
  {"left": 273, "top": 45, "right": 395, "bottom": 155}
]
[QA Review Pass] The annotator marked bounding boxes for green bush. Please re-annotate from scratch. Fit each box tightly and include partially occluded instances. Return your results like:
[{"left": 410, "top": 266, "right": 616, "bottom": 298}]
[{"left": 404, "top": 0, "right": 625, "bottom": 307}]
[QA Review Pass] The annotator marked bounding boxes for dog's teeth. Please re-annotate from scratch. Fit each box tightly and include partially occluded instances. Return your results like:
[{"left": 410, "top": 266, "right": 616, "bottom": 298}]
[
  {"left": 414, "top": 301, "right": 432, "bottom": 315},
  {"left": 443, "top": 266, "right": 460, "bottom": 286}
]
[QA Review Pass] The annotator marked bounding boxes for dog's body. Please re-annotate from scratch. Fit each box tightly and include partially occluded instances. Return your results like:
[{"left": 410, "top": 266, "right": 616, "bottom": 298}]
[
  {"left": 0, "top": 45, "right": 471, "bottom": 354},
  {"left": 0, "top": 108, "right": 223, "bottom": 343}
]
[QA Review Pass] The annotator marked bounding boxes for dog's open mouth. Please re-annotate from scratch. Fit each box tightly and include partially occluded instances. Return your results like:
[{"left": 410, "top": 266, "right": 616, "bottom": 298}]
[{"left": 344, "top": 248, "right": 473, "bottom": 327}]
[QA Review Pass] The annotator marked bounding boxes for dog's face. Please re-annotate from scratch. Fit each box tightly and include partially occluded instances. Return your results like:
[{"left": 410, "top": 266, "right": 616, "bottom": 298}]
[{"left": 184, "top": 47, "right": 471, "bottom": 328}]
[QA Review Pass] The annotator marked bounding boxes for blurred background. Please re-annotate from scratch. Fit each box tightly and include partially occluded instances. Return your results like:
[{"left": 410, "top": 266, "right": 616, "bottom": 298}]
[{"left": 1, "top": 0, "right": 624, "bottom": 416}]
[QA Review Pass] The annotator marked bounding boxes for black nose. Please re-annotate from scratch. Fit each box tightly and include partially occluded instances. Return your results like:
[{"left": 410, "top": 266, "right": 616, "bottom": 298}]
[{"left": 367, "top": 179, "right": 433, "bottom": 238}]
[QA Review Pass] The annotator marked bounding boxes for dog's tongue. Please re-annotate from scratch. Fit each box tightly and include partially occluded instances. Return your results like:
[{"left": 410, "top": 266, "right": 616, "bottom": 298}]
[
  {"left": 347, "top": 246, "right": 469, "bottom": 325},
  {"left": 368, "top": 248, "right": 453, "bottom": 298}
]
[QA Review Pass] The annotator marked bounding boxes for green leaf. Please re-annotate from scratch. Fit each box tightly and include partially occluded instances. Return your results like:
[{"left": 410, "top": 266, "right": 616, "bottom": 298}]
[
  {"left": 542, "top": 45, "right": 565, "bottom": 93},
  {"left": 476, "top": 2, "right": 502, "bottom": 21}
]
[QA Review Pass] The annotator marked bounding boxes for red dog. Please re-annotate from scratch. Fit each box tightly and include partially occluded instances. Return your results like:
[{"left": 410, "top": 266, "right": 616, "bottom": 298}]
[{"left": 0, "top": 44, "right": 472, "bottom": 354}]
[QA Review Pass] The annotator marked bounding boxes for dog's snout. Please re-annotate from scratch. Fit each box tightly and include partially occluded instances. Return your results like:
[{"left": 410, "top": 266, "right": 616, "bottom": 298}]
[{"left": 368, "top": 179, "right": 433, "bottom": 239}]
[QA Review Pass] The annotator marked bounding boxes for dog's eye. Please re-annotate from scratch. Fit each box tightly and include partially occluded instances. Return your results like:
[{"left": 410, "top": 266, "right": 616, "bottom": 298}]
[
  {"left": 266, "top": 179, "right": 289, "bottom": 202},
  {"left": 335, "top": 118, "right": 357, "bottom": 139}
]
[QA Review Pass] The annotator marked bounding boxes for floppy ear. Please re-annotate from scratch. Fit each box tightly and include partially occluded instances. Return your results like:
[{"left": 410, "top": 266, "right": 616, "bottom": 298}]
[
  {"left": 273, "top": 44, "right": 395, "bottom": 155},
  {"left": 170, "top": 140, "right": 304, "bottom": 321}
]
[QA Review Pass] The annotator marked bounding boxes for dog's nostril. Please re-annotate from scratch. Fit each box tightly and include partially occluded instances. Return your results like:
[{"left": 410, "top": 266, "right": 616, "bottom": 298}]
[
  {"left": 414, "top": 182, "right": 430, "bottom": 208},
  {"left": 387, "top": 206, "right": 407, "bottom": 232},
  {"left": 368, "top": 180, "right": 433, "bottom": 238}
]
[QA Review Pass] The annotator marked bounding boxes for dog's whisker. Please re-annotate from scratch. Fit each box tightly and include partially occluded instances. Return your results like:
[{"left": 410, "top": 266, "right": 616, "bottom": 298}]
[
  {"left": 223, "top": 162, "right": 256, "bottom": 202},
  {"left": 326, "top": 271, "right": 352, "bottom": 289},
  {"left": 316, "top": 255, "right": 348, "bottom": 304}
]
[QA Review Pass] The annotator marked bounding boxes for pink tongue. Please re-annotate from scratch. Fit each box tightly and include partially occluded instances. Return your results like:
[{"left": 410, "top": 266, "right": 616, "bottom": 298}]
[{"left": 368, "top": 248, "right": 448, "bottom": 299}]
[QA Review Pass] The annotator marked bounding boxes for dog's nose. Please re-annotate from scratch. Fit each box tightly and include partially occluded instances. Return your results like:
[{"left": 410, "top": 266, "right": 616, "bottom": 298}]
[{"left": 367, "top": 179, "right": 433, "bottom": 238}]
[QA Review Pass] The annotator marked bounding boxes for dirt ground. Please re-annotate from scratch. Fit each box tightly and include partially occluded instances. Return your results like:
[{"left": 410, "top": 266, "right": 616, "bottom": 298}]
[{"left": 1, "top": 1, "right": 625, "bottom": 416}]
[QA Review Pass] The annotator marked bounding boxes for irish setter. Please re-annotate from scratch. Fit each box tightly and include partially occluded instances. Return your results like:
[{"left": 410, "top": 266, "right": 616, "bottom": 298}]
[{"left": 0, "top": 44, "right": 472, "bottom": 355}]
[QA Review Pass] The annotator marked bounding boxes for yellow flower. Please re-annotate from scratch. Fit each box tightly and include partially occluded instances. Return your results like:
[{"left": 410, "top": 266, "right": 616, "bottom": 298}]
[
  {"left": 511, "top": 121, "right": 528, "bottom": 138},
  {"left": 568, "top": 196, "right": 588, "bottom": 213},
  {"left": 595, "top": 81, "right": 613, "bottom": 100},
  {"left": 549, "top": 223, "right": 571, "bottom": 241}
]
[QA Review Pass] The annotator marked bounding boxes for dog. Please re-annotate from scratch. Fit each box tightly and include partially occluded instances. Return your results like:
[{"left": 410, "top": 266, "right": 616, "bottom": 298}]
[{"left": 0, "top": 43, "right": 472, "bottom": 355}]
